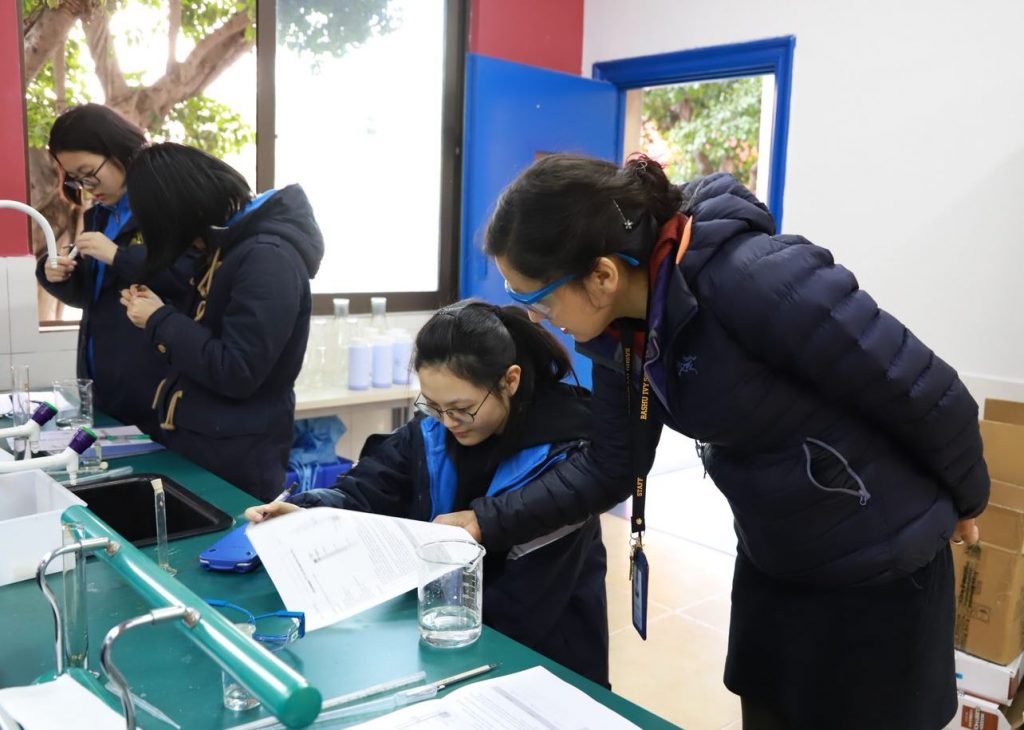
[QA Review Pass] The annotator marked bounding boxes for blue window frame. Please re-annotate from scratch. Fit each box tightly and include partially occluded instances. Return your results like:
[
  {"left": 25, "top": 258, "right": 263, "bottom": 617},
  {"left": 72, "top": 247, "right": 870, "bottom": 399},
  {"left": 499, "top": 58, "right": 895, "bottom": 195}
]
[{"left": 592, "top": 36, "right": 796, "bottom": 229}]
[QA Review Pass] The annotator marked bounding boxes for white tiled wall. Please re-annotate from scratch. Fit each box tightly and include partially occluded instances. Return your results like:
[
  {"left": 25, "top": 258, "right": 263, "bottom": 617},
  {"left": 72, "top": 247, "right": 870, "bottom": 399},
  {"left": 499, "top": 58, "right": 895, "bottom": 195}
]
[{"left": 0, "top": 256, "right": 78, "bottom": 391}]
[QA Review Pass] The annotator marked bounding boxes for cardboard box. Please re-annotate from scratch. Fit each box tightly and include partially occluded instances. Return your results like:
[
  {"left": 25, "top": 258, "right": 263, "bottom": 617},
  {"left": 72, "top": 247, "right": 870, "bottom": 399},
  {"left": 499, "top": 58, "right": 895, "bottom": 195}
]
[
  {"left": 980, "top": 420, "right": 1024, "bottom": 488},
  {"left": 957, "top": 650, "right": 1024, "bottom": 706},
  {"left": 945, "top": 687, "right": 1024, "bottom": 730},
  {"left": 0, "top": 470, "right": 86, "bottom": 586},
  {"left": 986, "top": 400, "right": 1024, "bottom": 428},
  {"left": 954, "top": 404, "right": 1024, "bottom": 665}
]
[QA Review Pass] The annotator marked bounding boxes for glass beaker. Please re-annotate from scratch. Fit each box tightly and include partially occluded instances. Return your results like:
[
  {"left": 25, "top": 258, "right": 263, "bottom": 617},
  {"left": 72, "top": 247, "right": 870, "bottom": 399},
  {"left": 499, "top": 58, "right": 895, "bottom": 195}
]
[
  {"left": 52, "top": 378, "right": 93, "bottom": 430},
  {"left": 416, "top": 539, "right": 485, "bottom": 648}
]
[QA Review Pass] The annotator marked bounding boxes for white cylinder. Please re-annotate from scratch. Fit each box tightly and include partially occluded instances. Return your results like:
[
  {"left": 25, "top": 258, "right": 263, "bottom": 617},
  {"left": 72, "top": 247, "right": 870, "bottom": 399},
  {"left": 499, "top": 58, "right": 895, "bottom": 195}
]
[
  {"left": 389, "top": 329, "right": 413, "bottom": 385},
  {"left": 371, "top": 336, "right": 394, "bottom": 389},
  {"left": 347, "top": 338, "right": 371, "bottom": 391}
]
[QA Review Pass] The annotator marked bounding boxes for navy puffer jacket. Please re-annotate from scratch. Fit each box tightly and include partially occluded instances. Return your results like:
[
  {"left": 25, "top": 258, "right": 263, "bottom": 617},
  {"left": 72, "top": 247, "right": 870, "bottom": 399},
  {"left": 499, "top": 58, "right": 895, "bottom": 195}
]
[{"left": 473, "top": 173, "right": 989, "bottom": 587}]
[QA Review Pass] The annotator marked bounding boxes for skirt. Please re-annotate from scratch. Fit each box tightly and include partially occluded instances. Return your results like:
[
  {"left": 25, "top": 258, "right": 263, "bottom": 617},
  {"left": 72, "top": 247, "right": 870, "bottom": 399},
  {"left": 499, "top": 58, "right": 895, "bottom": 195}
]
[{"left": 724, "top": 545, "right": 957, "bottom": 730}]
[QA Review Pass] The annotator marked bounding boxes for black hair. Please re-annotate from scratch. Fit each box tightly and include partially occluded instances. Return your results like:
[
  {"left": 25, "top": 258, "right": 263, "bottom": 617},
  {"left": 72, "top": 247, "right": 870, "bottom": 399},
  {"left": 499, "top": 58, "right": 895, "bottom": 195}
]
[
  {"left": 413, "top": 300, "right": 575, "bottom": 443},
  {"left": 126, "top": 143, "right": 252, "bottom": 275},
  {"left": 484, "top": 153, "right": 683, "bottom": 281},
  {"left": 48, "top": 103, "right": 147, "bottom": 206}
]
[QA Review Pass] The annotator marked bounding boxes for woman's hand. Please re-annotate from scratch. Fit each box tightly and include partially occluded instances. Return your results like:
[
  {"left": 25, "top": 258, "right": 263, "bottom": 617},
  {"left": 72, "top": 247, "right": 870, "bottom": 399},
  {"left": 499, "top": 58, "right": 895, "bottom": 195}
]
[
  {"left": 120, "top": 284, "right": 164, "bottom": 329},
  {"left": 433, "top": 510, "right": 482, "bottom": 542},
  {"left": 44, "top": 252, "right": 77, "bottom": 283},
  {"left": 952, "top": 517, "right": 980, "bottom": 546},
  {"left": 245, "top": 501, "right": 301, "bottom": 523},
  {"left": 74, "top": 232, "right": 118, "bottom": 265}
]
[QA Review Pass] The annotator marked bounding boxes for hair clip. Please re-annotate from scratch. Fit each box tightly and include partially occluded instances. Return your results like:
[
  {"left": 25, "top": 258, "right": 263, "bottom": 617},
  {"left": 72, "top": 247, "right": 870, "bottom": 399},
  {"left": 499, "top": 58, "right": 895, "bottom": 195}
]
[{"left": 612, "top": 200, "right": 635, "bottom": 230}]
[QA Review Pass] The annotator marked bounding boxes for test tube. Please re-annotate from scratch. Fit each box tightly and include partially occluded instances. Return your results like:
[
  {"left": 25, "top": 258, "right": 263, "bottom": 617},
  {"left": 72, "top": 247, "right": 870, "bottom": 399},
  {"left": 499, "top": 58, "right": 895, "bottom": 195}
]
[
  {"left": 151, "top": 478, "right": 176, "bottom": 576},
  {"left": 61, "top": 521, "right": 90, "bottom": 670}
]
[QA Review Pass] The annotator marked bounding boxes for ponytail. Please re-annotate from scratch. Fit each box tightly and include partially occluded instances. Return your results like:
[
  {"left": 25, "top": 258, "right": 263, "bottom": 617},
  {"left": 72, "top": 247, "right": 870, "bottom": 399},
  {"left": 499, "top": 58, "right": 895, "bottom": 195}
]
[{"left": 485, "top": 152, "right": 683, "bottom": 281}]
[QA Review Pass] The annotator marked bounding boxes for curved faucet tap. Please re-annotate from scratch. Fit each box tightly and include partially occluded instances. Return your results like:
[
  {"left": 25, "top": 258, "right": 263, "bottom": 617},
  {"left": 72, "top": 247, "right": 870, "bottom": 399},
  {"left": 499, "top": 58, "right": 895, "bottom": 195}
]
[{"left": 0, "top": 199, "right": 66, "bottom": 266}]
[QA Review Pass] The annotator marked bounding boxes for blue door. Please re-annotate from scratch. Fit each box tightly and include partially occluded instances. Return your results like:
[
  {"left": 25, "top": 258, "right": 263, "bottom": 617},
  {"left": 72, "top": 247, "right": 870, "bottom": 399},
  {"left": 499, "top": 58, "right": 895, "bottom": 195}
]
[{"left": 460, "top": 54, "right": 621, "bottom": 388}]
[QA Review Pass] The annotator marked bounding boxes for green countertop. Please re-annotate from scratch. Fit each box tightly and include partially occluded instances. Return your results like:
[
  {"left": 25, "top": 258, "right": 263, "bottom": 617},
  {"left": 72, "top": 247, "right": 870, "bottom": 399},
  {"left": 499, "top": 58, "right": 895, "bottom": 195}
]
[{"left": 0, "top": 448, "right": 679, "bottom": 729}]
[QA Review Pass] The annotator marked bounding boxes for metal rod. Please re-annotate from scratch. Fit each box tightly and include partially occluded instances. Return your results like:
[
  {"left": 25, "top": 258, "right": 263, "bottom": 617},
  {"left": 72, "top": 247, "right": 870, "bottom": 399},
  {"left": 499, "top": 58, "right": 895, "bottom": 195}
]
[
  {"left": 36, "top": 535, "right": 117, "bottom": 674},
  {"left": 101, "top": 606, "right": 200, "bottom": 730},
  {"left": 61, "top": 505, "right": 322, "bottom": 728}
]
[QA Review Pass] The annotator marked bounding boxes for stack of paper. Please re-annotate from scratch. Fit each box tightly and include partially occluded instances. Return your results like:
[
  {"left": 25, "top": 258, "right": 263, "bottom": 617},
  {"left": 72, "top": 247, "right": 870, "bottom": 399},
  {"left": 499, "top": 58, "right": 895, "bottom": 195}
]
[
  {"left": 36, "top": 425, "right": 164, "bottom": 459},
  {"left": 0, "top": 674, "right": 127, "bottom": 730}
]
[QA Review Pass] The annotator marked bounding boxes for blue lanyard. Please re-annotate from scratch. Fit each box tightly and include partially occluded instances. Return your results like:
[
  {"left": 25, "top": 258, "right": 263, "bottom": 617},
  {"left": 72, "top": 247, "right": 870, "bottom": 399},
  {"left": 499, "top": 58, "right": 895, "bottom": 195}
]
[
  {"left": 87, "top": 196, "right": 133, "bottom": 378},
  {"left": 92, "top": 196, "right": 133, "bottom": 303}
]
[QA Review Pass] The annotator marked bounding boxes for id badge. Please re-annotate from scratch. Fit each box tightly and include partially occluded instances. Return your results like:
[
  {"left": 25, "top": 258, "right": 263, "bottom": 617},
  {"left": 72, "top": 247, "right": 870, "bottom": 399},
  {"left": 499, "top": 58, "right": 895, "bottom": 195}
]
[{"left": 631, "top": 547, "right": 649, "bottom": 640}]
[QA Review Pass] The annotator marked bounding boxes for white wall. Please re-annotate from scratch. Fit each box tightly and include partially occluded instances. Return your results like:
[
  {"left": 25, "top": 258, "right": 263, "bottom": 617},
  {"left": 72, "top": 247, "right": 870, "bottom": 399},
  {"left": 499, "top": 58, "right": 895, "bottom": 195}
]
[
  {"left": 583, "top": 0, "right": 1024, "bottom": 404},
  {"left": 0, "top": 256, "right": 78, "bottom": 392}
]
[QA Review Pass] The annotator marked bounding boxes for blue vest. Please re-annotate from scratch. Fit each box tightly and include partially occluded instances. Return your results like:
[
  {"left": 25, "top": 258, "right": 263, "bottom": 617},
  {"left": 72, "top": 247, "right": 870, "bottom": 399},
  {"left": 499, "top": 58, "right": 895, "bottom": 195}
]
[{"left": 419, "top": 417, "right": 569, "bottom": 520}]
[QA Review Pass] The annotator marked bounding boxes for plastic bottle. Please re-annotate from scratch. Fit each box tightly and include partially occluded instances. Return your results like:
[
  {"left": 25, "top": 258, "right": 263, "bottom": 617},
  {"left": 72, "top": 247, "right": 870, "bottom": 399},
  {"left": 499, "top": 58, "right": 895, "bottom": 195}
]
[
  {"left": 371, "top": 335, "right": 394, "bottom": 389},
  {"left": 347, "top": 338, "right": 371, "bottom": 391},
  {"left": 333, "top": 299, "right": 351, "bottom": 389},
  {"left": 370, "top": 297, "right": 390, "bottom": 333},
  {"left": 389, "top": 329, "right": 413, "bottom": 385}
]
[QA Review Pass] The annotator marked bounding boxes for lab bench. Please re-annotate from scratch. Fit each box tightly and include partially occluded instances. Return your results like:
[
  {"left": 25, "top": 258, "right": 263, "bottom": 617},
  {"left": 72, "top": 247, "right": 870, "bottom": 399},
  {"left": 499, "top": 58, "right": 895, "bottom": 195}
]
[{"left": 0, "top": 447, "right": 678, "bottom": 729}]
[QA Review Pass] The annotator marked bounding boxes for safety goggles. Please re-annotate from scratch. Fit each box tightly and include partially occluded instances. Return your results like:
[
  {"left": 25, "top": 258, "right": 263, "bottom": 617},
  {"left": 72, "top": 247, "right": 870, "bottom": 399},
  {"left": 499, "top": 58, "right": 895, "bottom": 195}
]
[
  {"left": 504, "top": 253, "right": 639, "bottom": 319},
  {"left": 204, "top": 599, "right": 305, "bottom": 649}
]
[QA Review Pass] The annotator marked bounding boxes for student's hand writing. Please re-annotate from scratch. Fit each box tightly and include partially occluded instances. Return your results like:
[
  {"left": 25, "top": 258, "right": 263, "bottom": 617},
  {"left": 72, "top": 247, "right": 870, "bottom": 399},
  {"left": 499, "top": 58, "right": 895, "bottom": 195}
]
[
  {"left": 120, "top": 284, "right": 164, "bottom": 328},
  {"left": 74, "top": 231, "right": 118, "bottom": 265},
  {"left": 245, "top": 501, "right": 301, "bottom": 523},
  {"left": 952, "top": 517, "right": 980, "bottom": 546},
  {"left": 433, "top": 510, "right": 482, "bottom": 542}
]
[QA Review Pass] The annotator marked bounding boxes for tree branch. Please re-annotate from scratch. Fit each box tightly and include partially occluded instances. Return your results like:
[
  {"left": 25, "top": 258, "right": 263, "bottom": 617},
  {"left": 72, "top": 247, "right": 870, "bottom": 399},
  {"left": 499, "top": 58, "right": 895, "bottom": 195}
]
[
  {"left": 167, "top": 0, "right": 182, "bottom": 74},
  {"left": 81, "top": 7, "right": 131, "bottom": 107},
  {"left": 22, "top": 3, "right": 79, "bottom": 82},
  {"left": 53, "top": 40, "right": 67, "bottom": 113},
  {"left": 134, "top": 9, "right": 253, "bottom": 126}
]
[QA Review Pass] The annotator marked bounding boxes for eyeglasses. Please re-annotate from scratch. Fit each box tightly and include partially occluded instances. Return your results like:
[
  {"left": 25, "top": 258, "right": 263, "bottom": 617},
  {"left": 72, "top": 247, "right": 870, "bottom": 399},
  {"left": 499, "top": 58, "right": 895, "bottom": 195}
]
[
  {"left": 504, "top": 253, "right": 640, "bottom": 319},
  {"left": 414, "top": 388, "right": 494, "bottom": 426},
  {"left": 205, "top": 599, "right": 305, "bottom": 649},
  {"left": 62, "top": 157, "right": 109, "bottom": 191}
]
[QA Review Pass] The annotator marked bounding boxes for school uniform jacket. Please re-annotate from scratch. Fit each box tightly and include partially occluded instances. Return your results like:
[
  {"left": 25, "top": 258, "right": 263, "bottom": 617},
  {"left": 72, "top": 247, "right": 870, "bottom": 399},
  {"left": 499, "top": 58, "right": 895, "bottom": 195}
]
[
  {"left": 471, "top": 173, "right": 989, "bottom": 588},
  {"left": 291, "top": 384, "right": 611, "bottom": 686},
  {"left": 144, "top": 185, "right": 324, "bottom": 499},
  {"left": 36, "top": 198, "right": 194, "bottom": 433}
]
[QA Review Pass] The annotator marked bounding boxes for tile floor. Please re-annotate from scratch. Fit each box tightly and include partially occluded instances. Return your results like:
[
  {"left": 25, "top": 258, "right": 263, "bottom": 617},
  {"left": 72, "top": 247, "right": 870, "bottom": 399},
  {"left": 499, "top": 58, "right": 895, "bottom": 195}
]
[{"left": 603, "top": 430, "right": 743, "bottom": 729}]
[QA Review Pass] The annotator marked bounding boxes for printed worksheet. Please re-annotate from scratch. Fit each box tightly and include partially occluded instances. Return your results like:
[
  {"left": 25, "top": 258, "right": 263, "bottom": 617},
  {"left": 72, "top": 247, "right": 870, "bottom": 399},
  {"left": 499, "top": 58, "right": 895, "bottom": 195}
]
[
  {"left": 247, "top": 507, "right": 473, "bottom": 631},
  {"left": 352, "top": 666, "right": 641, "bottom": 729}
]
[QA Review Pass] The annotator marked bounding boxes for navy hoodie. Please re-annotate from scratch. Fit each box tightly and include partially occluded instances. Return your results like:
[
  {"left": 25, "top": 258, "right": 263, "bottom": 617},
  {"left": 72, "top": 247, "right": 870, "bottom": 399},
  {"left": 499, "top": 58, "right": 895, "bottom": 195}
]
[
  {"left": 145, "top": 185, "right": 325, "bottom": 499},
  {"left": 472, "top": 173, "right": 988, "bottom": 587}
]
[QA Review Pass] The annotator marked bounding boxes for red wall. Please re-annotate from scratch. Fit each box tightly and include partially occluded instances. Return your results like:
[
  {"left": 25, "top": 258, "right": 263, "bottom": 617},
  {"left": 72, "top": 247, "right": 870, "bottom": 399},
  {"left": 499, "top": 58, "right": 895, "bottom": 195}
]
[
  {"left": 0, "top": 1, "right": 29, "bottom": 256},
  {"left": 469, "top": 0, "right": 584, "bottom": 76}
]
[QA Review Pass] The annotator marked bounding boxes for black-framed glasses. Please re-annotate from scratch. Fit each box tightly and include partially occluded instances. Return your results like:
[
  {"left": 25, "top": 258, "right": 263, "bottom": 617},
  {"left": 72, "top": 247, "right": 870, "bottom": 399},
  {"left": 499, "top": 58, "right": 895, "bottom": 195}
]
[
  {"left": 205, "top": 599, "right": 305, "bottom": 649},
  {"left": 414, "top": 388, "right": 493, "bottom": 426},
  {"left": 62, "top": 157, "right": 109, "bottom": 191}
]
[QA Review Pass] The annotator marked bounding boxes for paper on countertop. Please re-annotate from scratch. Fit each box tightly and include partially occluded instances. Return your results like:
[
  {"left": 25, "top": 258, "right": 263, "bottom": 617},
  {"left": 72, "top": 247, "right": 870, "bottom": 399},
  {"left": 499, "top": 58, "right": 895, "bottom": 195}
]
[
  {"left": 0, "top": 390, "right": 73, "bottom": 415},
  {"left": 351, "top": 666, "right": 641, "bottom": 729},
  {"left": 0, "top": 674, "right": 129, "bottom": 730},
  {"left": 247, "top": 507, "right": 474, "bottom": 631},
  {"left": 34, "top": 425, "right": 164, "bottom": 459}
]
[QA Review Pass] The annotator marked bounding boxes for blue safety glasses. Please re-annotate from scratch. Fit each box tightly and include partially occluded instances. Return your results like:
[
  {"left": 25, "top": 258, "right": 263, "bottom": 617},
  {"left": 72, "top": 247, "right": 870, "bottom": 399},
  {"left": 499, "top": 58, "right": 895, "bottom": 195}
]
[
  {"left": 205, "top": 599, "right": 305, "bottom": 649},
  {"left": 504, "top": 253, "right": 640, "bottom": 319}
]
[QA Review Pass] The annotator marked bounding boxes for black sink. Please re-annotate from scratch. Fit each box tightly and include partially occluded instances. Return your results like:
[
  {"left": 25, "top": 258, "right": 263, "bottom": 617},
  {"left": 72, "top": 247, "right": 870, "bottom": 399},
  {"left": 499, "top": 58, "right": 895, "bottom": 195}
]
[{"left": 66, "top": 473, "right": 233, "bottom": 546}]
